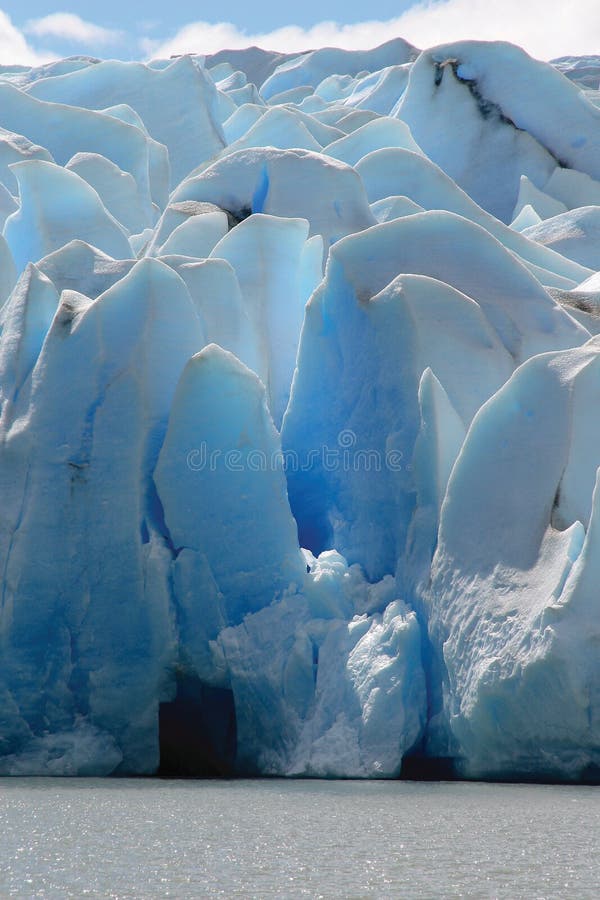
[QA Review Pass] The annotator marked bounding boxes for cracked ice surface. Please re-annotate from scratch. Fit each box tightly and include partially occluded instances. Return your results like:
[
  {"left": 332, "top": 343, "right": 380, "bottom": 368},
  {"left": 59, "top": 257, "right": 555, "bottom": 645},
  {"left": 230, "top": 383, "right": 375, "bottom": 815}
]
[{"left": 0, "top": 38, "right": 598, "bottom": 781}]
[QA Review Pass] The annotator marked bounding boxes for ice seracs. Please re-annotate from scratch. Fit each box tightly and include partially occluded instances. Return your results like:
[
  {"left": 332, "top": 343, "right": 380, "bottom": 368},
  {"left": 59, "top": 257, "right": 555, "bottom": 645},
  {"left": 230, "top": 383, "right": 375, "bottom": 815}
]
[
  {"left": 4, "top": 160, "right": 132, "bottom": 272},
  {"left": 427, "top": 340, "right": 600, "bottom": 781},
  {"left": 27, "top": 56, "right": 226, "bottom": 186},
  {"left": 522, "top": 206, "right": 600, "bottom": 271},
  {"left": 0, "top": 39, "right": 597, "bottom": 780},
  {"left": 154, "top": 343, "right": 306, "bottom": 627},
  {"left": 169, "top": 147, "right": 375, "bottom": 248},
  {"left": 219, "top": 550, "right": 426, "bottom": 777},
  {"left": 0, "top": 258, "right": 205, "bottom": 773},
  {"left": 209, "top": 213, "right": 322, "bottom": 427},
  {"left": 0, "top": 263, "right": 59, "bottom": 420},
  {"left": 159, "top": 256, "right": 259, "bottom": 374},
  {"left": 260, "top": 38, "right": 418, "bottom": 100},
  {"left": 35, "top": 240, "right": 135, "bottom": 299},
  {"left": 152, "top": 209, "right": 228, "bottom": 259},
  {"left": 65, "top": 152, "right": 154, "bottom": 235},
  {"left": 399, "top": 41, "right": 600, "bottom": 223},
  {"left": 282, "top": 259, "right": 514, "bottom": 582},
  {"left": 0, "top": 80, "right": 158, "bottom": 204}
]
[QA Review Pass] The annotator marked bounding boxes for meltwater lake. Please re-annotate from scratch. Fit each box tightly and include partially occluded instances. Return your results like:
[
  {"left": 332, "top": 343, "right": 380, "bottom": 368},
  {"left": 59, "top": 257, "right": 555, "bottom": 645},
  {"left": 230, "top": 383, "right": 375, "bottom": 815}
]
[{"left": 0, "top": 779, "right": 598, "bottom": 898}]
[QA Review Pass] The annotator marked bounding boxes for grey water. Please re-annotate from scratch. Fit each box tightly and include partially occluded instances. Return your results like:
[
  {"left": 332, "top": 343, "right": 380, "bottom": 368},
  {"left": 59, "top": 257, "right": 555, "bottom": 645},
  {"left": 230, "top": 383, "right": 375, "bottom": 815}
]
[{"left": 0, "top": 779, "right": 598, "bottom": 899}]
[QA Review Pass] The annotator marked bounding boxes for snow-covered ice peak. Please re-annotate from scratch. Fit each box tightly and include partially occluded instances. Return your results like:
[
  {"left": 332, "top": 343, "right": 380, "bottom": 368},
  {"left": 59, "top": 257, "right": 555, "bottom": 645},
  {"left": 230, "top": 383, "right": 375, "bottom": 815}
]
[{"left": 400, "top": 40, "right": 600, "bottom": 222}]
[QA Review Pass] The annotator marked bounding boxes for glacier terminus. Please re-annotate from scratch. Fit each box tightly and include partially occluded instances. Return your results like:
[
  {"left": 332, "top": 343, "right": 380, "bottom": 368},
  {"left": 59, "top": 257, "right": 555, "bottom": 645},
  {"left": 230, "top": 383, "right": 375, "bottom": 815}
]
[{"left": 0, "top": 37, "right": 598, "bottom": 782}]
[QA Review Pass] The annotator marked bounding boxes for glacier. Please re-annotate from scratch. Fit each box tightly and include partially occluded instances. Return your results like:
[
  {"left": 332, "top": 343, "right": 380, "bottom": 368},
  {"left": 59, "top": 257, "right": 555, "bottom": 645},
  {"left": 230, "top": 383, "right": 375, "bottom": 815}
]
[{"left": 0, "top": 37, "right": 598, "bottom": 781}]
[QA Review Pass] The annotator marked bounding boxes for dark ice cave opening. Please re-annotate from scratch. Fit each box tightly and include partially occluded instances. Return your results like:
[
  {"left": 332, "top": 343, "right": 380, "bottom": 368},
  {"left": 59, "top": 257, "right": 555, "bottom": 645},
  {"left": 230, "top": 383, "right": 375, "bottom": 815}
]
[{"left": 158, "top": 672, "right": 237, "bottom": 777}]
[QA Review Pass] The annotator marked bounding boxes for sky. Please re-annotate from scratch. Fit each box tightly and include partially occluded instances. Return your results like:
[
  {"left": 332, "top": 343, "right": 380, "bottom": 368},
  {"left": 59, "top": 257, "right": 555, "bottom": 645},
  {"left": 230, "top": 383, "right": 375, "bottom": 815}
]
[{"left": 0, "top": 0, "right": 598, "bottom": 66}]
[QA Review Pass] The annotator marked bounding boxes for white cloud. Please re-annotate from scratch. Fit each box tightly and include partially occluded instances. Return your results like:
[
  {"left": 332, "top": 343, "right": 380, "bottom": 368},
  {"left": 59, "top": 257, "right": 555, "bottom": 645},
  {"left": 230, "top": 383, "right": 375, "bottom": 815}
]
[
  {"left": 0, "top": 10, "right": 56, "bottom": 65},
  {"left": 25, "top": 13, "right": 121, "bottom": 47},
  {"left": 394, "top": 0, "right": 600, "bottom": 60},
  {"left": 147, "top": 0, "right": 600, "bottom": 62}
]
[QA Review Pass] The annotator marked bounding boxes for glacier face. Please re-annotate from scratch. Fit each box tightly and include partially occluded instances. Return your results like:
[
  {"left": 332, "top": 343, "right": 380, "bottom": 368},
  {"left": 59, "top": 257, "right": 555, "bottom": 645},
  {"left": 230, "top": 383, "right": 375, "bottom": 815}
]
[{"left": 0, "top": 38, "right": 598, "bottom": 781}]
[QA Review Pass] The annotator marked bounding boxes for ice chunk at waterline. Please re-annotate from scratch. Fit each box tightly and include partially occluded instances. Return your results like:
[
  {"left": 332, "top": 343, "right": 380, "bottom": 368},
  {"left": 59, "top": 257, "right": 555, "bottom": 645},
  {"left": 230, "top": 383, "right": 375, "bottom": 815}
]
[
  {"left": 0, "top": 258, "right": 204, "bottom": 774},
  {"left": 154, "top": 347, "right": 427, "bottom": 774},
  {"left": 219, "top": 551, "right": 426, "bottom": 776},
  {"left": 427, "top": 339, "right": 600, "bottom": 780}
]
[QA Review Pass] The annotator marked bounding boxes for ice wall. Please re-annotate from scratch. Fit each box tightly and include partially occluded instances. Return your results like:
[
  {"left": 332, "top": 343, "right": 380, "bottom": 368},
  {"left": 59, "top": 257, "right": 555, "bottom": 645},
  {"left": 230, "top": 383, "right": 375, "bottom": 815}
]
[{"left": 0, "top": 38, "right": 597, "bottom": 781}]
